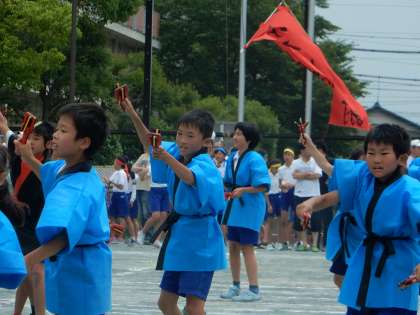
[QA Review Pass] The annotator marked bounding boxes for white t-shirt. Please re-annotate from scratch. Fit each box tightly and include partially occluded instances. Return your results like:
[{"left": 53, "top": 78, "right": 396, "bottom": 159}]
[
  {"left": 133, "top": 153, "right": 151, "bottom": 191},
  {"left": 278, "top": 162, "right": 297, "bottom": 190},
  {"left": 268, "top": 170, "right": 281, "bottom": 194},
  {"left": 293, "top": 157, "right": 322, "bottom": 198},
  {"left": 214, "top": 159, "right": 226, "bottom": 178},
  {"left": 110, "top": 169, "right": 129, "bottom": 193}
]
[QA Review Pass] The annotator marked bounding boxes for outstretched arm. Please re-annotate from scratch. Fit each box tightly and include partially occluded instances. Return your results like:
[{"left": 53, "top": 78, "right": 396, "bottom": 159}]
[
  {"left": 296, "top": 190, "right": 339, "bottom": 219},
  {"left": 120, "top": 98, "right": 150, "bottom": 149},
  {"left": 300, "top": 134, "right": 333, "bottom": 176}
]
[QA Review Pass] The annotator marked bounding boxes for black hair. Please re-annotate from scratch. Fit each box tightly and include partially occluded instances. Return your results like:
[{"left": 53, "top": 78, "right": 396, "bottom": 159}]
[
  {"left": 33, "top": 121, "right": 55, "bottom": 158},
  {"left": 0, "top": 146, "right": 26, "bottom": 226},
  {"left": 364, "top": 124, "right": 410, "bottom": 157},
  {"left": 177, "top": 109, "right": 215, "bottom": 139},
  {"left": 33, "top": 121, "right": 54, "bottom": 143},
  {"left": 269, "top": 158, "right": 281, "bottom": 166},
  {"left": 234, "top": 122, "right": 260, "bottom": 150},
  {"left": 350, "top": 147, "right": 364, "bottom": 160},
  {"left": 127, "top": 162, "right": 135, "bottom": 180},
  {"left": 57, "top": 103, "right": 109, "bottom": 159}
]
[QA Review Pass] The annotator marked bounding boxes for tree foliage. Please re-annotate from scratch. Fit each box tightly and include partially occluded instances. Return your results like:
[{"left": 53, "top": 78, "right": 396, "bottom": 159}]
[{"left": 0, "top": 0, "right": 71, "bottom": 90}]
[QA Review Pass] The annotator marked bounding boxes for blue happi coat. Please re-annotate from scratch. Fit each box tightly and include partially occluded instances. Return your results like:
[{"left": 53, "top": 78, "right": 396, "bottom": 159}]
[
  {"left": 152, "top": 142, "right": 226, "bottom": 271},
  {"left": 408, "top": 157, "right": 420, "bottom": 181},
  {"left": 325, "top": 160, "right": 364, "bottom": 263},
  {"left": 223, "top": 150, "right": 270, "bottom": 232},
  {"left": 333, "top": 159, "right": 420, "bottom": 311},
  {"left": 37, "top": 160, "right": 112, "bottom": 315},
  {"left": 0, "top": 211, "right": 26, "bottom": 289}
]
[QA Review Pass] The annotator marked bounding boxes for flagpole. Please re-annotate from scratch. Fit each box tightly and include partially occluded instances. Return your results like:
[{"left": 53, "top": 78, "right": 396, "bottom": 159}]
[
  {"left": 304, "top": 0, "right": 315, "bottom": 135},
  {"left": 238, "top": 0, "right": 247, "bottom": 122}
]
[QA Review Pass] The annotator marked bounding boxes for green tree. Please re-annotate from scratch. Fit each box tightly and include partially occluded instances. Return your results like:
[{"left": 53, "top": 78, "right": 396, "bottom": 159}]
[
  {"left": 155, "top": 0, "right": 366, "bottom": 157},
  {"left": 0, "top": 0, "right": 71, "bottom": 90}
]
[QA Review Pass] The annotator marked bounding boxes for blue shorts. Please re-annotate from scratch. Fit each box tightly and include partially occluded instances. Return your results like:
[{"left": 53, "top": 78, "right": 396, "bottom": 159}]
[
  {"left": 280, "top": 189, "right": 295, "bottom": 211},
  {"left": 127, "top": 193, "right": 139, "bottom": 219},
  {"left": 109, "top": 192, "right": 129, "bottom": 218},
  {"left": 150, "top": 187, "right": 170, "bottom": 212},
  {"left": 347, "top": 307, "right": 416, "bottom": 315},
  {"left": 160, "top": 271, "right": 214, "bottom": 301},
  {"left": 227, "top": 226, "right": 259, "bottom": 245},
  {"left": 268, "top": 193, "right": 282, "bottom": 217}
]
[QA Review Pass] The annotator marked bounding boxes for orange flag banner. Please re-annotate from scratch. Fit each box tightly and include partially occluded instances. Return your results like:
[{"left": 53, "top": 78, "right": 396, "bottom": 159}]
[{"left": 245, "top": 5, "right": 370, "bottom": 131}]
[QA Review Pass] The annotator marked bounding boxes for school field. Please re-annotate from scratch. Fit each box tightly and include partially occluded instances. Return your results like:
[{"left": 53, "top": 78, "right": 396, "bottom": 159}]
[{"left": 1, "top": 244, "right": 346, "bottom": 314}]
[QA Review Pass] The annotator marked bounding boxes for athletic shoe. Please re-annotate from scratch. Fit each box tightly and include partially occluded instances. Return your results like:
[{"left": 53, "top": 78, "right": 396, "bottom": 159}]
[
  {"left": 280, "top": 242, "right": 290, "bottom": 251},
  {"left": 296, "top": 243, "right": 306, "bottom": 251},
  {"left": 232, "top": 289, "right": 261, "bottom": 302},
  {"left": 153, "top": 240, "right": 162, "bottom": 248},
  {"left": 266, "top": 243, "right": 275, "bottom": 251},
  {"left": 138, "top": 231, "right": 145, "bottom": 245},
  {"left": 311, "top": 245, "right": 320, "bottom": 252},
  {"left": 220, "top": 285, "right": 240, "bottom": 299}
]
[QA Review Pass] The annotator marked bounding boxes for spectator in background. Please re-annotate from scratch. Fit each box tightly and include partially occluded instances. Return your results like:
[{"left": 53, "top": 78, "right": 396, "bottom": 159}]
[
  {"left": 132, "top": 151, "right": 151, "bottom": 227},
  {"left": 292, "top": 144, "right": 322, "bottom": 252},
  {"left": 266, "top": 159, "right": 282, "bottom": 251},
  {"left": 278, "top": 148, "right": 296, "bottom": 250},
  {"left": 214, "top": 147, "right": 227, "bottom": 178},
  {"left": 407, "top": 139, "right": 420, "bottom": 167}
]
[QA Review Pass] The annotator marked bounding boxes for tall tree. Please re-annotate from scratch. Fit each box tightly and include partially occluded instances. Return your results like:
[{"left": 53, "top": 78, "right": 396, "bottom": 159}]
[{"left": 155, "top": 0, "right": 366, "bottom": 157}]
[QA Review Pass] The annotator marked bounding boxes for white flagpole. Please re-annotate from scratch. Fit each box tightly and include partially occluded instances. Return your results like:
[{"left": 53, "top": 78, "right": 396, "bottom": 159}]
[
  {"left": 238, "top": 0, "right": 247, "bottom": 122},
  {"left": 304, "top": 0, "right": 315, "bottom": 135}
]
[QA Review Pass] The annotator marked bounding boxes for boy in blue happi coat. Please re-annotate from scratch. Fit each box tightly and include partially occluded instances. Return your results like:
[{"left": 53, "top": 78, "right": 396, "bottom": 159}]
[
  {"left": 297, "top": 124, "right": 420, "bottom": 315},
  {"left": 16, "top": 103, "right": 111, "bottom": 315},
  {"left": 119, "top": 98, "right": 226, "bottom": 315}
]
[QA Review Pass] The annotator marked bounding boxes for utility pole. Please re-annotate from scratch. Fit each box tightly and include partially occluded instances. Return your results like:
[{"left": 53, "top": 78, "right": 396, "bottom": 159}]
[
  {"left": 143, "top": 0, "right": 154, "bottom": 127},
  {"left": 237, "top": 0, "right": 247, "bottom": 122},
  {"left": 69, "top": 0, "right": 78, "bottom": 102},
  {"left": 304, "top": 0, "right": 315, "bottom": 135}
]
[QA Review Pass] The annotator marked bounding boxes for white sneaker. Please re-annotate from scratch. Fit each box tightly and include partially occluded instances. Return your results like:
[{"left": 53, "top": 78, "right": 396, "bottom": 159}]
[
  {"left": 153, "top": 240, "right": 162, "bottom": 248},
  {"left": 220, "top": 285, "right": 240, "bottom": 299},
  {"left": 232, "top": 289, "right": 261, "bottom": 302},
  {"left": 138, "top": 231, "right": 145, "bottom": 245},
  {"left": 266, "top": 243, "right": 275, "bottom": 251}
]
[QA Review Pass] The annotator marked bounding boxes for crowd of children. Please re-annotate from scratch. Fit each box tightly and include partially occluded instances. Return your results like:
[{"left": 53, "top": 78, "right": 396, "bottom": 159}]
[{"left": 2, "top": 95, "right": 420, "bottom": 315}]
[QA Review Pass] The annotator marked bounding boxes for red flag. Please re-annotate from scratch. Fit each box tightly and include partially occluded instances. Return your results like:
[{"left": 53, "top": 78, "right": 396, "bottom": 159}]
[{"left": 246, "top": 6, "right": 370, "bottom": 131}]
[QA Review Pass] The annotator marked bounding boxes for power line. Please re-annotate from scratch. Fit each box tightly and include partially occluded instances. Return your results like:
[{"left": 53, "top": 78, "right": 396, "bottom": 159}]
[
  {"left": 331, "top": 33, "right": 420, "bottom": 41},
  {"left": 353, "top": 48, "right": 420, "bottom": 54},
  {"left": 365, "top": 87, "right": 420, "bottom": 93},
  {"left": 355, "top": 74, "right": 420, "bottom": 82}
]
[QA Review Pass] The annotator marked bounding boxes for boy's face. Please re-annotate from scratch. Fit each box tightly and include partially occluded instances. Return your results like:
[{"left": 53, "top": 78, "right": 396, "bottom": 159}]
[
  {"left": 214, "top": 151, "right": 226, "bottom": 162},
  {"left": 300, "top": 147, "right": 310, "bottom": 159},
  {"left": 270, "top": 165, "right": 280, "bottom": 173},
  {"left": 366, "top": 142, "right": 406, "bottom": 180},
  {"left": 283, "top": 152, "right": 294, "bottom": 164},
  {"left": 28, "top": 133, "right": 46, "bottom": 156},
  {"left": 176, "top": 124, "right": 206, "bottom": 159},
  {"left": 52, "top": 115, "right": 90, "bottom": 161},
  {"left": 232, "top": 129, "right": 249, "bottom": 151}
]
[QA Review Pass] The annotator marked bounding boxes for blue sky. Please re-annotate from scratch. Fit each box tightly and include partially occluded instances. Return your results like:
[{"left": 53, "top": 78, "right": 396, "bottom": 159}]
[{"left": 318, "top": 0, "right": 420, "bottom": 123}]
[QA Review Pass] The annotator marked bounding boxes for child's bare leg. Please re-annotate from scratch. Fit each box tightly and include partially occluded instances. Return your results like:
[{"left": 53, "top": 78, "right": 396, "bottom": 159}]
[
  {"left": 184, "top": 295, "right": 205, "bottom": 315},
  {"left": 31, "top": 263, "right": 45, "bottom": 315},
  {"left": 14, "top": 277, "right": 29, "bottom": 315},
  {"left": 158, "top": 290, "right": 181, "bottom": 315},
  {"left": 142, "top": 211, "right": 161, "bottom": 234},
  {"left": 241, "top": 245, "right": 258, "bottom": 286},
  {"left": 125, "top": 217, "right": 136, "bottom": 239},
  {"left": 229, "top": 241, "right": 241, "bottom": 282},
  {"left": 333, "top": 274, "right": 344, "bottom": 288}
]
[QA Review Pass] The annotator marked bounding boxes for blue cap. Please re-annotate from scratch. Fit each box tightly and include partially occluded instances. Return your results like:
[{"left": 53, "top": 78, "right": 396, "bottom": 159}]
[{"left": 214, "top": 147, "right": 227, "bottom": 155}]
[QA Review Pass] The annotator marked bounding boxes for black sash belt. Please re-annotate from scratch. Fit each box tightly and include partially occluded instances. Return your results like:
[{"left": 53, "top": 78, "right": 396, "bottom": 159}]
[
  {"left": 356, "top": 234, "right": 409, "bottom": 307},
  {"left": 221, "top": 185, "right": 245, "bottom": 225},
  {"left": 333, "top": 213, "right": 357, "bottom": 262}
]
